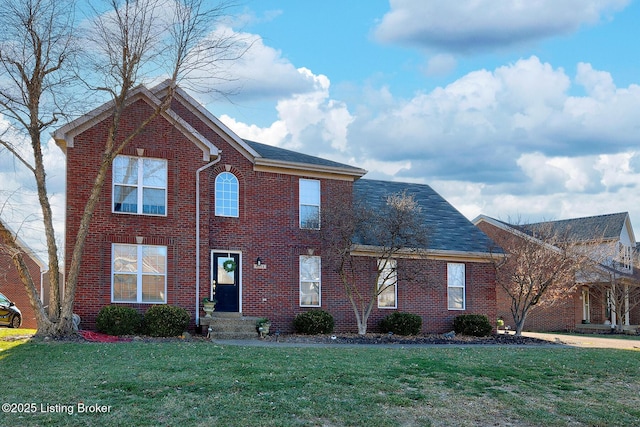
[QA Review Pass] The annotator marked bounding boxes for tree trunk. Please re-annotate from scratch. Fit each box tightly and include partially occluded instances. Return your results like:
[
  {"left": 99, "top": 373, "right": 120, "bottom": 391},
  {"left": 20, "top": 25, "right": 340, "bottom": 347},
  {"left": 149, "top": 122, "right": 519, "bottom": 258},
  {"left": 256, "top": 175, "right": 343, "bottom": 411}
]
[
  {"left": 357, "top": 322, "right": 367, "bottom": 335},
  {"left": 512, "top": 308, "right": 528, "bottom": 336}
]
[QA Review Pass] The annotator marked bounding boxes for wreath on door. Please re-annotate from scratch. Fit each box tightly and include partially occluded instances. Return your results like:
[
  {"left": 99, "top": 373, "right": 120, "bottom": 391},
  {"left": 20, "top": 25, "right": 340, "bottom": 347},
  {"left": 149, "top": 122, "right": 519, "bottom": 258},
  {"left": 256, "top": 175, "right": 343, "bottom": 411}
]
[{"left": 223, "top": 259, "right": 237, "bottom": 273}]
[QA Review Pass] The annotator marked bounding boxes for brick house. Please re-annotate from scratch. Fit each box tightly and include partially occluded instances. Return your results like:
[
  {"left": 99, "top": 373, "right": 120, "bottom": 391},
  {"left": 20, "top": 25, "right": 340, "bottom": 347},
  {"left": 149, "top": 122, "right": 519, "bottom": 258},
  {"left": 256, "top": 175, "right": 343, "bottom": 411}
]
[
  {"left": 475, "top": 213, "right": 640, "bottom": 333},
  {"left": 0, "top": 219, "right": 50, "bottom": 329},
  {"left": 53, "top": 81, "right": 498, "bottom": 334}
]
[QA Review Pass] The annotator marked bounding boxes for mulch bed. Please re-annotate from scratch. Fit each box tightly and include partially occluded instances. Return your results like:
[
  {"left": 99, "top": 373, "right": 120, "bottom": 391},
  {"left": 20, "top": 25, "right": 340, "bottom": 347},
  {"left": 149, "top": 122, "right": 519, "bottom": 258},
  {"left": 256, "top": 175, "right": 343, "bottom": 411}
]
[
  {"left": 4, "top": 331, "right": 556, "bottom": 346},
  {"left": 261, "top": 332, "right": 555, "bottom": 346}
]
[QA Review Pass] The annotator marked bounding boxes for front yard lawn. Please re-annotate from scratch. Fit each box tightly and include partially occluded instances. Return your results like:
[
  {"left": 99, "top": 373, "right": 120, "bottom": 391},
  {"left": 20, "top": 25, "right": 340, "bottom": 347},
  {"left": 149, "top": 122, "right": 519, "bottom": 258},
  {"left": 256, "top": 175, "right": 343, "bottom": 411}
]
[{"left": 1, "top": 336, "right": 638, "bottom": 426}]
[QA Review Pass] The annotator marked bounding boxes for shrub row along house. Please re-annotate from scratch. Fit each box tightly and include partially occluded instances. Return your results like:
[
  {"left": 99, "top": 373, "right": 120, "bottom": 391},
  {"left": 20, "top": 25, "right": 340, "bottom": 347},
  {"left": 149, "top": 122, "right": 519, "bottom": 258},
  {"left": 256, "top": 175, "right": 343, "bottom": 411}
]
[
  {"left": 475, "top": 213, "right": 640, "bottom": 334},
  {"left": 51, "top": 81, "right": 498, "bottom": 334}
]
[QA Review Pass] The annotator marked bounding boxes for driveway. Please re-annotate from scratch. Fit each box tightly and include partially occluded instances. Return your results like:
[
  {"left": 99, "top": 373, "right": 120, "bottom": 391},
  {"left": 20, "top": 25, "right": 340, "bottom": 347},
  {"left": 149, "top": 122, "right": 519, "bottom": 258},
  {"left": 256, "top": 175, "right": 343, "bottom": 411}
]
[{"left": 522, "top": 331, "right": 640, "bottom": 350}]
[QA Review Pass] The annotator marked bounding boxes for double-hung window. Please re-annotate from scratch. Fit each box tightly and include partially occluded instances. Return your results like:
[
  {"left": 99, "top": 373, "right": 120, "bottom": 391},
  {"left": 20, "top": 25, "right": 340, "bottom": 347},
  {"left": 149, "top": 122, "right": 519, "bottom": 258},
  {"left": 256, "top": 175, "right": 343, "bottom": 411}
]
[
  {"left": 447, "top": 263, "right": 465, "bottom": 310},
  {"left": 377, "top": 259, "right": 397, "bottom": 308},
  {"left": 300, "top": 255, "right": 321, "bottom": 306},
  {"left": 112, "top": 244, "right": 167, "bottom": 303},
  {"left": 215, "top": 172, "right": 239, "bottom": 217},
  {"left": 299, "top": 179, "right": 320, "bottom": 229},
  {"left": 113, "top": 155, "right": 167, "bottom": 215},
  {"left": 619, "top": 243, "right": 633, "bottom": 272}
]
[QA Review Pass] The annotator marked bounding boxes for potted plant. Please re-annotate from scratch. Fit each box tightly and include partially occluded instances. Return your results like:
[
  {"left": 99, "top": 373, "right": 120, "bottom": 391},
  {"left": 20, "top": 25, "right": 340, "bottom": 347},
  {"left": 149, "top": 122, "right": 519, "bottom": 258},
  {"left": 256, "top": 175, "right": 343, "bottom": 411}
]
[
  {"left": 256, "top": 318, "right": 271, "bottom": 338},
  {"left": 202, "top": 298, "right": 217, "bottom": 318}
]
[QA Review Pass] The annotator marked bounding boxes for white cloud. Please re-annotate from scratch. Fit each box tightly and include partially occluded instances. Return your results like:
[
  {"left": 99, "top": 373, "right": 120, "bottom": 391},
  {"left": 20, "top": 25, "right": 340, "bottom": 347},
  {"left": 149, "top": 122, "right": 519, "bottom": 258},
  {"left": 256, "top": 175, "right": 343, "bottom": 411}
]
[
  {"left": 595, "top": 152, "right": 639, "bottom": 189},
  {"left": 219, "top": 68, "right": 354, "bottom": 154},
  {"left": 424, "top": 54, "right": 457, "bottom": 76},
  {"left": 190, "top": 27, "right": 318, "bottom": 103},
  {"left": 216, "top": 48, "right": 640, "bottom": 232},
  {"left": 374, "top": 0, "right": 630, "bottom": 52},
  {"left": 0, "top": 116, "right": 65, "bottom": 260}
]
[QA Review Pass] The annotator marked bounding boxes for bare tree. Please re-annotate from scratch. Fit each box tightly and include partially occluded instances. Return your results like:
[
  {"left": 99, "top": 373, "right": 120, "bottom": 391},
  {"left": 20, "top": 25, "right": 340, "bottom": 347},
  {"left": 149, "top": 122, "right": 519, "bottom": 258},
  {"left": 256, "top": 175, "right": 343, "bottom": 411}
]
[
  {"left": 485, "top": 222, "right": 581, "bottom": 336},
  {"left": 0, "top": 0, "right": 246, "bottom": 336},
  {"left": 321, "top": 190, "right": 430, "bottom": 335}
]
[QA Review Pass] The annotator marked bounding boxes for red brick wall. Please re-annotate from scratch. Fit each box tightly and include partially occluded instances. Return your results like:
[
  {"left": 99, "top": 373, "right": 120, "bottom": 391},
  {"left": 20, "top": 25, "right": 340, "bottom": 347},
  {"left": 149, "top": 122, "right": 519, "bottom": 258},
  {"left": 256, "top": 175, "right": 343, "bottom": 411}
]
[
  {"left": 0, "top": 235, "right": 43, "bottom": 329},
  {"left": 316, "top": 257, "right": 496, "bottom": 334},
  {"left": 66, "top": 99, "right": 209, "bottom": 329},
  {"left": 65, "top": 95, "right": 497, "bottom": 334}
]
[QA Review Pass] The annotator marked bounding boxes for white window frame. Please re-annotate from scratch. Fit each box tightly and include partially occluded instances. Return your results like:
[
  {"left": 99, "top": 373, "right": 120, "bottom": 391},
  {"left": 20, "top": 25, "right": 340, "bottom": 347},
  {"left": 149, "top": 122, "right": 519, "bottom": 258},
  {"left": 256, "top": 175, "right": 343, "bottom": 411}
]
[
  {"left": 215, "top": 172, "right": 239, "bottom": 217},
  {"left": 447, "top": 262, "right": 466, "bottom": 310},
  {"left": 377, "top": 259, "right": 397, "bottom": 309},
  {"left": 113, "top": 155, "right": 168, "bottom": 216},
  {"left": 299, "top": 179, "right": 320, "bottom": 229},
  {"left": 582, "top": 288, "right": 590, "bottom": 322},
  {"left": 299, "top": 255, "right": 321, "bottom": 307},
  {"left": 112, "top": 243, "right": 167, "bottom": 304},
  {"left": 619, "top": 243, "right": 632, "bottom": 272}
]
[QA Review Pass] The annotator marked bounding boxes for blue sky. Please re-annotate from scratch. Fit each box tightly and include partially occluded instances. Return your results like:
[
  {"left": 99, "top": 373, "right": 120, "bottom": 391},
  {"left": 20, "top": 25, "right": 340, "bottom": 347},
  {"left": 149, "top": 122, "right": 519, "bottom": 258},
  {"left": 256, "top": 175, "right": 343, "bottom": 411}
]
[
  {"left": 201, "top": 0, "right": 640, "bottom": 233},
  {"left": 2, "top": 0, "right": 640, "bottom": 256}
]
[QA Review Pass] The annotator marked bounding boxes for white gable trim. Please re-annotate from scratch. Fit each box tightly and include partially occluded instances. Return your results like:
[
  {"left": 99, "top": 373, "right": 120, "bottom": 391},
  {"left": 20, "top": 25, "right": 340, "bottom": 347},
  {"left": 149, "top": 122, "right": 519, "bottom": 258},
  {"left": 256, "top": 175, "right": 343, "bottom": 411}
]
[
  {"left": 472, "top": 214, "right": 564, "bottom": 254},
  {"left": 151, "top": 81, "right": 259, "bottom": 161},
  {"left": 52, "top": 84, "right": 219, "bottom": 161}
]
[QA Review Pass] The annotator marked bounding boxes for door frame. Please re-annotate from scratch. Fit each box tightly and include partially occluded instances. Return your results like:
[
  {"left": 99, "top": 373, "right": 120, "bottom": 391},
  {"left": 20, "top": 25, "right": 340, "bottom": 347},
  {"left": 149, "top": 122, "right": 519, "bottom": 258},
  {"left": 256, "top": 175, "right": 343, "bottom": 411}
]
[{"left": 210, "top": 250, "right": 242, "bottom": 313}]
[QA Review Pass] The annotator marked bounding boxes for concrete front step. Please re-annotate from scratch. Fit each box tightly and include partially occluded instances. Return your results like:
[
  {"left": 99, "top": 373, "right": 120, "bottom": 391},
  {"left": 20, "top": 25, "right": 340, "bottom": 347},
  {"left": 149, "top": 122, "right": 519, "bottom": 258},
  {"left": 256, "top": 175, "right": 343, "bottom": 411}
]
[{"left": 199, "top": 313, "right": 262, "bottom": 340}]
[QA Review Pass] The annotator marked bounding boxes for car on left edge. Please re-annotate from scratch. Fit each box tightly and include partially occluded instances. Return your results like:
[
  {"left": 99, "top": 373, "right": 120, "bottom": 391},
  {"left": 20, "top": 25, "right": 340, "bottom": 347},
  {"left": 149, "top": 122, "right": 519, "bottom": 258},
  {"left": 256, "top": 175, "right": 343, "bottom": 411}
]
[{"left": 0, "top": 292, "right": 22, "bottom": 328}]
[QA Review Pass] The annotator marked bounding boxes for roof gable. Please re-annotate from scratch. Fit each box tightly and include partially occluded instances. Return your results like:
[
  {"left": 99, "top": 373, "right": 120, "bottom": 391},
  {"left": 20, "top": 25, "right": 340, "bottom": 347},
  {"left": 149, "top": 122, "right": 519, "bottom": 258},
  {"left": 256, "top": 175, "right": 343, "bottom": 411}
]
[
  {"left": 354, "top": 179, "right": 498, "bottom": 256},
  {"left": 153, "top": 83, "right": 367, "bottom": 179},
  {"left": 52, "top": 84, "right": 219, "bottom": 161}
]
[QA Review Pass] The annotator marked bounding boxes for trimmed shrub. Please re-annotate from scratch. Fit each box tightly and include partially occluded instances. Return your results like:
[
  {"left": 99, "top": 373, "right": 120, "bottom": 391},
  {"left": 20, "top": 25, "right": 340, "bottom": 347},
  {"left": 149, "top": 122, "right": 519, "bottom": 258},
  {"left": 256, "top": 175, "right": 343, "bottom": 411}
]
[
  {"left": 143, "top": 305, "right": 190, "bottom": 337},
  {"left": 95, "top": 305, "right": 143, "bottom": 336},
  {"left": 293, "top": 309, "right": 334, "bottom": 335},
  {"left": 453, "top": 314, "right": 492, "bottom": 337},
  {"left": 379, "top": 312, "right": 422, "bottom": 336}
]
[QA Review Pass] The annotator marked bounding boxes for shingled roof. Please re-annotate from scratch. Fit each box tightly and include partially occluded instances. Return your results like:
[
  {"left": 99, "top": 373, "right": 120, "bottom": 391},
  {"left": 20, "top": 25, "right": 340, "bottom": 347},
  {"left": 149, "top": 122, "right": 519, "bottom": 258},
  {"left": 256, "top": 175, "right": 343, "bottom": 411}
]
[
  {"left": 244, "top": 139, "right": 366, "bottom": 174},
  {"left": 353, "top": 179, "right": 498, "bottom": 254},
  {"left": 517, "top": 212, "right": 628, "bottom": 243}
]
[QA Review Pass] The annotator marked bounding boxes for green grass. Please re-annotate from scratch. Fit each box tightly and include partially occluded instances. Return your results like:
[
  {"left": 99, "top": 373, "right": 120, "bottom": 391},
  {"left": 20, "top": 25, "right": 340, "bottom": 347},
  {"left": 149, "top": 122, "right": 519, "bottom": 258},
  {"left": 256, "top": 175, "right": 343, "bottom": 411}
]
[
  {"left": 0, "top": 337, "right": 639, "bottom": 426},
  {"left": 0, "top": 328, "right": 37, "bottom": 338}
]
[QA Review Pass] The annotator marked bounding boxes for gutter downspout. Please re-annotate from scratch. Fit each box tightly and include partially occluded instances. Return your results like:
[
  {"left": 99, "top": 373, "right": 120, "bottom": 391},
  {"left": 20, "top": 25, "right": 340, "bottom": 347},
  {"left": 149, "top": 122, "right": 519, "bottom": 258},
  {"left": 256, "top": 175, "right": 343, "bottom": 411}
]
[{"left": 195, "top": 155, "right": 221, "bottom": 326}]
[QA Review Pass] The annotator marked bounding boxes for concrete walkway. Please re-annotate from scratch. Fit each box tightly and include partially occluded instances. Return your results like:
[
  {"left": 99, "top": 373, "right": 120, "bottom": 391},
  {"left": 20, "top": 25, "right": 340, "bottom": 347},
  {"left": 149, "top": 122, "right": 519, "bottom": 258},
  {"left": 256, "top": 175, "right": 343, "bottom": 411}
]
[{"left": 522, "top": 331, "right": 640, "bottom": 350}]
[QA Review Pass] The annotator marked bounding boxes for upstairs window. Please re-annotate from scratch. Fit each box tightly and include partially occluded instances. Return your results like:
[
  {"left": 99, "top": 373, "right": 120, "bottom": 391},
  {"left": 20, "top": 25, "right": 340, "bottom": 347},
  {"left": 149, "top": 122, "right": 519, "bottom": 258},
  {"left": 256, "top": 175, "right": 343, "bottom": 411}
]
[
  {"left": 215, "top": 172, "right": 239, "bottom": 217},
  {"left": 619, "top": 243, "right": 633, "bottom": 272},
  {"left": 377, "top": 259, "right": 397, "bottom": 308},
  {"left": 113, "top": 155, "right": 167, "bottom": 215},
  {"left": 299, "top": 179, "right": 320, "bottom": 229},
  {"left": 447, "top": 263, "right": 466, "bottom": 310}
]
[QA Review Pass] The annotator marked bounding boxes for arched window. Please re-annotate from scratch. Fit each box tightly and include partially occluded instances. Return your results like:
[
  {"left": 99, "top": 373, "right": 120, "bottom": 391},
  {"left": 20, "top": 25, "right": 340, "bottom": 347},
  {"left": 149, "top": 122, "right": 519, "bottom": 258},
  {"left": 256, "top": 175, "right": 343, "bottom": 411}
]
[{"left": 215, "top": 172, "right": 239, "bottom": 217}]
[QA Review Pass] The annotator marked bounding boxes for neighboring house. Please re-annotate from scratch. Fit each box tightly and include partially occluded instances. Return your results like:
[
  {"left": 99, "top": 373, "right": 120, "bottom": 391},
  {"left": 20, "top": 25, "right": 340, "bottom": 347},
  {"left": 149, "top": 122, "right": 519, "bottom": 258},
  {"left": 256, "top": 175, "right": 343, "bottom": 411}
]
[
  {"left": 475, "top": 213, "right": 640, "bottom": 333},
  {"left": 52, "top": 81, "right": 498, "bottom": 334},
  {"left": 0, "top": 219, "right": 50, "bottom": 329}
]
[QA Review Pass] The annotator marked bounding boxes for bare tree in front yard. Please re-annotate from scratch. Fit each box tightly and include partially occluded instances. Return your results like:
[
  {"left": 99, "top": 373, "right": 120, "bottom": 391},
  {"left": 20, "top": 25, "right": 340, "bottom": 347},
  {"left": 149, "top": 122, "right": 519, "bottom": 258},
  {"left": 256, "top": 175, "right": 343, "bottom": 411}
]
[
  {"left": 486, "top": 222, "right": 582, "bottom": 336},
  {"left": 321, "top": 190, "right": 430, "bottom": 335},
  {"left": 0, "top": 0, "right": 247, "bottom": 336}
]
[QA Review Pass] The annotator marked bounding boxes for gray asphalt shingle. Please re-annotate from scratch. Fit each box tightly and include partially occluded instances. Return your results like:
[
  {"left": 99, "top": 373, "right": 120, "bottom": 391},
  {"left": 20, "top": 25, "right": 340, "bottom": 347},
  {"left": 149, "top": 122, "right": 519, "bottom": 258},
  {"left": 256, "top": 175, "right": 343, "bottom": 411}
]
[
  {"left": 517, "top": 212, "right": 628, "bottom": 243},
  {"left": 244, "top": 139, "right": 364, "bottom": 172},
  {"left": 354, "top": 179, "right": 497, "bottom": 253}
]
